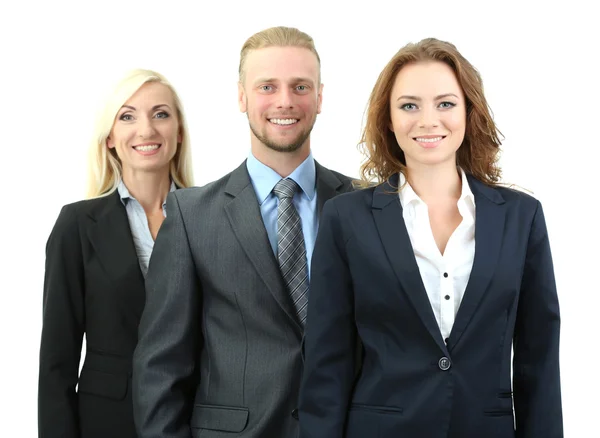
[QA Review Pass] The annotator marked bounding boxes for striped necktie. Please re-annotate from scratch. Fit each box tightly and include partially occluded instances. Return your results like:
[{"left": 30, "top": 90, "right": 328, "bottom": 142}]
[{"left": 273, "top": 178, "right": 309, "bottom": 326}]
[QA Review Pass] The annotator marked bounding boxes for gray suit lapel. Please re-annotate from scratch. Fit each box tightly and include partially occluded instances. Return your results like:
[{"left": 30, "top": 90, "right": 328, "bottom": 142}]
[
  {"left": 315, "top": 161, "right": 348, "bottom": 215},
  {"left": 224, "top": 162, "right": 303, "bottom": 334}
]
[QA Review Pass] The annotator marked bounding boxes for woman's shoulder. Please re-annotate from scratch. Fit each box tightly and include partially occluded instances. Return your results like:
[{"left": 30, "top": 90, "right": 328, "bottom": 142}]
[
  {"left": 58, "top": 194, "right": 114, "bottom": 219},
  {"left": 324, "top": 183, "right": 381, "bottom": 217},
  {"left": 489, "top": 183, "right": 541, "bottom": 210},
  {"left": 469, "top": 175, "right": 541, "bottom": 211},
  {"left": 50, "top": 194, "right": 117, "bottom": 237}
]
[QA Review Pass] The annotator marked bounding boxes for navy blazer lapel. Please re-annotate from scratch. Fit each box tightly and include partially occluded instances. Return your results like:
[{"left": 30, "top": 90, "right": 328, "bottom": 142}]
[
  {"left": 86, "top": 192, "right": 146, "bottom": 319},
  {"left": 449, "top": 176, "right": 506, "bottom": 347},
  {"left": 371, "top": 175, "right": 448, "bottom": 352},
  {"left": 224, "top": 162, "right": 303, "bottom": 335}
]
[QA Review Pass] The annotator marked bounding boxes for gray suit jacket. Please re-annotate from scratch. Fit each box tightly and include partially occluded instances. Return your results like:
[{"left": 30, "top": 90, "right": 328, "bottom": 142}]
[{"left": 133, "top": 160, "right": 354, "bottom": 438}]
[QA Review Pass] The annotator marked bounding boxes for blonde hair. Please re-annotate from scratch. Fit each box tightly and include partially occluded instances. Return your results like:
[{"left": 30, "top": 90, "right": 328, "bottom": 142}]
[
  {"left": 86, "top": 69, "right": 194, "bottom": 198},
  {"left": 238, "top": 26, "right": 321, "bottom": 83}
]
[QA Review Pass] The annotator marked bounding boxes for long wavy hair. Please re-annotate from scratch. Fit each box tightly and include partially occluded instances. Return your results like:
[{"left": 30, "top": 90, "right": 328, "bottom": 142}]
[{"left": 359, "top": 38, "right": 502, "bottom": 186}]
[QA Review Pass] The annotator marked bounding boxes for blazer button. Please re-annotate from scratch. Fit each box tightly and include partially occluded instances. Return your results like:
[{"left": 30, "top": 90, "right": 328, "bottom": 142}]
[
  {"left": 291, "top": 408, "right": 299, "bottom": 420},
  {"left": 438, "top": 357, "right": 451, "bottom": 371}
]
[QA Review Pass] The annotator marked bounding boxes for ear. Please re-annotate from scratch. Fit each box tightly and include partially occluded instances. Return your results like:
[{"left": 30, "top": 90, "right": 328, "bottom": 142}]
[
  {"left": 316, "top": 83, "right": 324, "bottom": 114},
  {"left": 238, "top": 82, "right": 247, "bottom": 113},
  {"left": 106, "top": 136, "right": 115, "bottom": 149}
]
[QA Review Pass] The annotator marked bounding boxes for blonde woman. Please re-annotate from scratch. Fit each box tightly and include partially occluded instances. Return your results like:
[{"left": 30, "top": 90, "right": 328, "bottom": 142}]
[{"left": 38, "top": 69, "right": 194, "bottom": 438}]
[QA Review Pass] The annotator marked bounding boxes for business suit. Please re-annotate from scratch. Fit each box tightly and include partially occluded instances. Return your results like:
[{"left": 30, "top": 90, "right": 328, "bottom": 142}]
[
  {"left": 133, "top": 160, "right": 354, "bottom": 438},
  {"left": 39, "top": 192, "right": 146, "bottom": 438},
  {"left": 299, "top": 174, "right": 562, "bottom": 438}
]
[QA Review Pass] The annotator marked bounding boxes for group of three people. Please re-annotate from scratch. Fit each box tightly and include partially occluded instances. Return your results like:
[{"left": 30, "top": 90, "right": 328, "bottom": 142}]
[{"left": 38, "top": 25, "right": 562, "bottom": 438}]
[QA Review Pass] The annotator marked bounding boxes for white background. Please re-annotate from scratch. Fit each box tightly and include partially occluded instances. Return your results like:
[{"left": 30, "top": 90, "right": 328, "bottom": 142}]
[{"left": 1, "top": 0, "right": 597, "bottom": 435}]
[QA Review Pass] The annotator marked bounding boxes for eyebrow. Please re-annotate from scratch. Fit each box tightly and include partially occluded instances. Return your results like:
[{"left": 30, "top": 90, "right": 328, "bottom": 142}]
[
  {"left": 120, "top": 104, "right": 172, "bottom": 111},
  {"left": 254, "top": 77, "right": 315, "bottom": 85},
  {"left": 396, "top": 93, "right": 459, "bottom": 102}
]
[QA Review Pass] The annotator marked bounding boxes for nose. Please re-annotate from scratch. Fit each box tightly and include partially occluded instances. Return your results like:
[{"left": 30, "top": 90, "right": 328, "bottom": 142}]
[
  {"left": 138, "top": 115, "right": 157, "bottom": 139},
  {"left": 419, "top": 106, "right": 439, "bottom": 129},
  {"left": 276, "top": 88, "right": 294, "bottom": 109}
]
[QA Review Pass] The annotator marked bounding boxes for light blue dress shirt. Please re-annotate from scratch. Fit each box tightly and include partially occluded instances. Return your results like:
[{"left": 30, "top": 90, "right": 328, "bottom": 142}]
[
  {"left": 246, "top": 152, "right": 318, "bottom": 279},
  {"left": 117, "top": 180, "right": 176, "bottom": 277}
]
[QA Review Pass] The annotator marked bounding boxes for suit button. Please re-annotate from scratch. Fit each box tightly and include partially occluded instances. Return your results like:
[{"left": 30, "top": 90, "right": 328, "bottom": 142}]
[
  {"left": 291, "top": 408, "right": 299, "bottom": 420},
  {"left": 438, "top": 357, "right": 451, "bottom": 371}
]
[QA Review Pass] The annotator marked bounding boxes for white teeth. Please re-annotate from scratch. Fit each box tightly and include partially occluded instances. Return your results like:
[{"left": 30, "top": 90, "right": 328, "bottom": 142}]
[
  {"left": 270, "top": 118, "right": 298, "bottom": 125},
  {"left": 134, "top": 144, "right": 160, "bottom": 151},
  {"left": 415, "top": 136, "right": 443, "bottom": 143}
]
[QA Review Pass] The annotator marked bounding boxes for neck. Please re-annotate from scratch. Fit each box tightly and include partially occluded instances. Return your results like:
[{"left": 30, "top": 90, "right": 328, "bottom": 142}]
[
  {"left": 250, "top": 138, "right": 310, "bottom": 178},
  {"left": 405, "top": 161, "right": 462, "bottom": 203},
  {"left": 121, "top": 167, "right": 172, "bottom": 213}
]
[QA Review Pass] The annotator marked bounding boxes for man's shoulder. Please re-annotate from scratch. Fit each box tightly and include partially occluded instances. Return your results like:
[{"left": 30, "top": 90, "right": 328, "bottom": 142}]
[
  {"left": 330, "top": 169, "right": 356, "bottom": 187},
  {"left": 315, "top": 162, "right": 358, "bottom": 193},
  {"left": 170, "top": 165, "right": 247, "bottom": 208},
  {"left": 175, "top": 175, "right": 229, "bottom": 199}
]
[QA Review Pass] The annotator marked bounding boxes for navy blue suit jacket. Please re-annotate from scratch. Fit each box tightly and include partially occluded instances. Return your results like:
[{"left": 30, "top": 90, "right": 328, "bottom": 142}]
[{"left": 298, "top": 174, "right": 562, "bottom": 438}]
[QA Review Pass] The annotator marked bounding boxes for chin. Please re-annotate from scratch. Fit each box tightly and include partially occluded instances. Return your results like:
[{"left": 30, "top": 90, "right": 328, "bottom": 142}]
[
  {"left": 422, "top": 157, "right": 456, "bottom": 168},
  {"left": 134, "top": 162, "right": 171, "bottom": 173},
  {"left": 265, "top": 142, "right": 304, "bottom": 154},
  {"left": 406, "top": 152, "right": 454, "bottom": 168}
]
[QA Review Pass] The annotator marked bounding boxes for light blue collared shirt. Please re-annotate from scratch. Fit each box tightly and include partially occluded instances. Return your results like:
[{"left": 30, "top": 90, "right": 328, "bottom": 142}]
[
  {"left": 117, "top": 180, "right": 176, "bottom": 277},
  {"left": 246, "top": 152, "right": 318, "bottom": 279}
]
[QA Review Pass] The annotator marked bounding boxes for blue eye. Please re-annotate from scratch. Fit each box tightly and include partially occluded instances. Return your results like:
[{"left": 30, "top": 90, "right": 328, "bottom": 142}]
[
  {"left": 260, "top": 85, "right": 273, "bottom": 92},
  {"left": 296, "top": 85, "right": 307, "bottom": 91},
  {"left": 400, "top": 103, "right": 417, "bottom": 111},
  {"left": 439, "top": 101, "right": 456, "bottom": 109},
  {"left": 155, "top": 111, "right": 170, "bottom": 119}
]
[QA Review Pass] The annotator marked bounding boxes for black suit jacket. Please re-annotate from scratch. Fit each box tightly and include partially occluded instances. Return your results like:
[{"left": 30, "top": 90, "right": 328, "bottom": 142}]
[
  {"left": 38, "top": 191, "right": 146, "bottom": 438},
  {"left": 299, "top": 174, "right": 563, "bottom": 438}
]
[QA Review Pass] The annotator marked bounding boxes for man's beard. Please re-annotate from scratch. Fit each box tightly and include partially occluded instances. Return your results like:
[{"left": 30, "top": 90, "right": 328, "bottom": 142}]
[{"left": 248, "top": 114, "right": 316, "bottom": 153}]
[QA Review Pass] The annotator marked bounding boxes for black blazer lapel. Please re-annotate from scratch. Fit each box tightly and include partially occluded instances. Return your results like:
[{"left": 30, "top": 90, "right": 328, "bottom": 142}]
[
  {"left": 449, "top": 176, "right": 506, "bottom": 347},
  {"left": 86, "top": 192, "right": 146, "bottom": 319},
  {"left": 224, "top": 162, "right": 303, "bottom": 335},
  {"left": 371, "top": 175, "right": 448, "bottom": 352}
]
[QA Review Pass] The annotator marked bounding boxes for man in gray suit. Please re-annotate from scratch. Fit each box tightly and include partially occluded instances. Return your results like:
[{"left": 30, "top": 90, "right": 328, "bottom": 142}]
[{"left": 132, "top": 26, "right": 354, "bottom": 438}]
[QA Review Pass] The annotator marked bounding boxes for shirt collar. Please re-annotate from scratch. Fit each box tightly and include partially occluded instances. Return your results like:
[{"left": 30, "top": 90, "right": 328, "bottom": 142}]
[
  {"left": 398, "top": 168, "right": 474, "bottom": 207},
  {"left": 117, "top": 179, "right": 176, "bottom": 207},
  {"left": 398, "top": 171, "right": 421, "bottom": 208},
  {"left": 246, "top": 152, "right": 316, "bottom": 205},
  {"left": 458, "top": 168, "right": 475, "bottom": 206}
]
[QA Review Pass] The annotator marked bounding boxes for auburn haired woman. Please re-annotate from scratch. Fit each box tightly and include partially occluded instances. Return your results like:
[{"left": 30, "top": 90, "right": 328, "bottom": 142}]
[{"left": 299, "top": 38, "right": 562, "bottom": 438}]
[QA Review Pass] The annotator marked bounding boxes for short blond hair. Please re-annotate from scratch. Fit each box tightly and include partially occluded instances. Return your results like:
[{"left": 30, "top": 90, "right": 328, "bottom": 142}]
[
  {"left": 86, "top": 69, "right": 194, "bottom": 198},
  {"left": 238, "top": 26, "right": 321, "bottom": 83}
]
